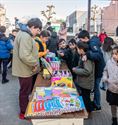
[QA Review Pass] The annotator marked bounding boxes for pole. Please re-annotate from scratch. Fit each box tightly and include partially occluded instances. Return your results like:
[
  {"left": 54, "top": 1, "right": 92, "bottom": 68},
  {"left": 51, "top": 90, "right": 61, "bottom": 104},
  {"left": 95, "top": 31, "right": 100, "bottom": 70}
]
[
  {"left": 101, "top": 9, "right": 103, "bottom": 32},
  {"left": 87, "top": 0, "right": 91, "bottom": 32}
]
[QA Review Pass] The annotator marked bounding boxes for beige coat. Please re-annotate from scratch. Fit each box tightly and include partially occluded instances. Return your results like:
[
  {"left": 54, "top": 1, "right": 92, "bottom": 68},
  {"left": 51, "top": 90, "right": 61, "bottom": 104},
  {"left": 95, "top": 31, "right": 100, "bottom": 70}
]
[
  {"left": 12, "top": 31, "right": 39, "bottom": 77},
  {"left": 58, "top": 28, "right": 67, "bottom": 41}
]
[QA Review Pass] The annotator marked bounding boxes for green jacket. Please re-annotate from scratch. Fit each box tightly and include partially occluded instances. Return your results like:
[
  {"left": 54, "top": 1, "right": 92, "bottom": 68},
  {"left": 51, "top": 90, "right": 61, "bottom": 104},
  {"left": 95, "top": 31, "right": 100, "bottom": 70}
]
[
  {"left": 12, "top": 31, "right": 39, "bottom": 77},
  {"left": 74, "top": 59, "right": 95, "bottom": 90}
]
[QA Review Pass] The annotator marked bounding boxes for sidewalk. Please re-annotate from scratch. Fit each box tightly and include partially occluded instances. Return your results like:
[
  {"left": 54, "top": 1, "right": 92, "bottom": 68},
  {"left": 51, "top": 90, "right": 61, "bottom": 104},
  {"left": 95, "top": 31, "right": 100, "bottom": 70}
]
[{"left": 0, "top": 69, "right": 116, "bottom": 125}]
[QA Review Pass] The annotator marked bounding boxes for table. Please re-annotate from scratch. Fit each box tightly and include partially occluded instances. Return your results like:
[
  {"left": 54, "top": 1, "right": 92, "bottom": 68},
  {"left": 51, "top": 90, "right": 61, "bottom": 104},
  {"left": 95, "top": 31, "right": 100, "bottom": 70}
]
[{"left": 25, "top": 63, "right": 88, "bottom": 125}]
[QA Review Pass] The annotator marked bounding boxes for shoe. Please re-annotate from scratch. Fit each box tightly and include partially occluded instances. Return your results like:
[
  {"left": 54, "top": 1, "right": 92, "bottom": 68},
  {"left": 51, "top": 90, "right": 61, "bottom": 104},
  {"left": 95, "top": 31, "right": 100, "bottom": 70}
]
[
  {"left": 91, "top": 102, "right": 101, "bottom": 112},
  {"left": 94, "top": 106, "right": 101, "bottom": 112},
  {"left": 2, "top": 79, "right": 9, "bottom": 84},
  {"left": 112, "top": 117, "right": 117, "bottom": 125},
  {"left": 100, "top": 86, "right": 106, "bottom": 91},
  {"left": 19, "top": 113, "right": 25, "bottom": 120},
  {"left": 19, "top": 113, "right": 31, "bottom": 121}
]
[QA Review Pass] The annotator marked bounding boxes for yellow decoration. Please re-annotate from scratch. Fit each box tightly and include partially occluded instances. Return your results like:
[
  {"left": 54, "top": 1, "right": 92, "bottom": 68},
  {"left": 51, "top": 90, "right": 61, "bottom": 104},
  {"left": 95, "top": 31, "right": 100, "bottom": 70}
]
[{"left": 51, "top": 77, "right": 73, "bottom": 88}]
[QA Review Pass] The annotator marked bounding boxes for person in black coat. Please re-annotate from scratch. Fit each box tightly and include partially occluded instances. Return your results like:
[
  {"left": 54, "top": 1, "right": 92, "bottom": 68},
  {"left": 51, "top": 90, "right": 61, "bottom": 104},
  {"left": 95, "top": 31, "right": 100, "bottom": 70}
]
[
  {"left": 47, "top": 31, "right": 59, "bottom": 53},
  {"left": 58, "top": 38, "right": 79, "bottom": 80}
]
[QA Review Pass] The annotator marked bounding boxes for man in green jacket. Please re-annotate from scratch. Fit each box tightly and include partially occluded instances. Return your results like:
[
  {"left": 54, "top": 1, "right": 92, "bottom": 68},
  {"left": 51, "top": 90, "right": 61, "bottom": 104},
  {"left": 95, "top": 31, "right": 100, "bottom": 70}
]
[{"left": 12, "top": 18, "right": 42, "bottom": 119}]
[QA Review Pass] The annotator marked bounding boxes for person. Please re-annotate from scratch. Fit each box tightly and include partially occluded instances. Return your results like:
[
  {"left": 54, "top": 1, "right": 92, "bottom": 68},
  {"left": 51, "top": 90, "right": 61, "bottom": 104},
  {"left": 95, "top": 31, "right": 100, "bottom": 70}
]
[
  {"left": 8, "top": 29, "right": 19, "bottom": 68},
  {"left": 58, "top": 22, "right": 67, "bottom": 41},
  {"left": 91, "top": 32, "right": 101, "bottom": 47},
  {"left": 57, "top": 39, "right": 67, "bottom": 55},
  {"left": 47, "top": 31, "right": 59, "bottom": 54},
  {"left": 102, "top": 37, "right": 116, "bottom": 63},
  {"left": 99, "top": 29, "right": 108, "bottom": 44},
  {"left": 32, "top": 30, "right": 50, "bottom": 91},
  {"left": 78, "top": 30, "right": 105, "bottom": 111},
  {"left": 35, "top": 30, "right": 50, "bottom": 58},
  {"left": 0, "top": 26, "right": 13, "bottom": 84},
  {"left": 100, "top": 37, "right": 116, "bottom": 91},
  {"left": 58, "top": 38, "right": 79, "bottom": 80},
  {"left": 75, "top": 33, "right": 79, "bottom": 43},
  {"left": 46, "top": 22, "right": 53, "bottom": 33},
  {"left": 72, "top": 42, "right": 95, "bottom": 114},
  {"left": 102, "top": 46, "right": 118, "bottom": 125},
  {"left": 12, "top": 18, "right": 42, "bottom": 119},
  {"left": 8, "top": 29, "right": 19, "bottom": 46}
]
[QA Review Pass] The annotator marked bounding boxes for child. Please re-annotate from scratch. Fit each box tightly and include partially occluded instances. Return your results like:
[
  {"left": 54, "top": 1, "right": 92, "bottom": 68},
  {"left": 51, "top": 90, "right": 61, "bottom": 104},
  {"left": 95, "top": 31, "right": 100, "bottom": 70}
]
[
  {"left": 72, "top": 42, "right": 95, "bottom": 113},
  {"left": 58, "top": 38, "right": 79, "bottom": 80},
  {"left": 0, "top": 26, "right": 13, "bottom": 83},
  {"left": 78, "top": 30, "right": 105, "bottom": 111},
  {"left": 102, "top": 37, "right": 116, "bottom": 63},
  {"left": 35, "top": 30, "right": 50, "bottom": 58},
  {"left": 47, "top": 31, "right": 59, "bottom": 54},
  {"left": 100, "top": 37, "right": 116, "bottom": 91},
  {"left": 102, "top": 46, "right": 118, "bottom": 125},
  {"left": 57, "top": 38, "right": 67, "bottom": 52}
]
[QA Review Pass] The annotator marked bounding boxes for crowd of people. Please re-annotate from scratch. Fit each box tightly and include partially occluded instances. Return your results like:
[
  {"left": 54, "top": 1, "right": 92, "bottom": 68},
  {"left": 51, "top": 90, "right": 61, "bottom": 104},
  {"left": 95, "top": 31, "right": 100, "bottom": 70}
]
[{"left": 0, "top": 17, "right": 118, "bottom": 125}]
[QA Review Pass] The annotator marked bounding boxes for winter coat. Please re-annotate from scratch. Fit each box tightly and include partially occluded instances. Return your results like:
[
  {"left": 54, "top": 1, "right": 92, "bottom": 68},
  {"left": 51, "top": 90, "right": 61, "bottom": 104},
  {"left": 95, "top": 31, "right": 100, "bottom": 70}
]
[
  {"left": 91, "top": 36, "right": 101, "bottom": 47},
  {"left": 102, "top": 50, "right": 112, "bottom": 63},
  {"left": 74, "top": 57, "right": 95, "bottom": 90},
  {"left": 47, "top": 31, "right": 59, "bottom": 53},
  {"left": 0, "top": 33, "right": 13, "bottom": 59},
  {"left": 35, "top": 37, "right": 47, "bottom": 58},
  {"left": 12, "top": 27, "right": 39, "bottom": 77},
  {"left": 58, "top": 28, "right": 67, "bottom": 41},
  {"left": 86, "top": 39, "right": 105, "bottom": 79},
  {"left": 102, "top": 58, "right": 118, "bottom": 94},
  {"left": 99, "top": 33, "right": 107, "bottom": 43},
  {"left": 8, "top": 34, "right": 15, "bottom": 46},
  {"left": 64, "top": 49, "right": 79, "bottom": 69}
]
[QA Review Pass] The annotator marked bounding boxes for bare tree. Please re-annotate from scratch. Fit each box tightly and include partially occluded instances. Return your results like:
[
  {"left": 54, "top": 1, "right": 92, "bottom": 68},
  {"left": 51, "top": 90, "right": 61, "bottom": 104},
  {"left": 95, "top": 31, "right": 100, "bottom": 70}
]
[
  {"left": 91, "top": 5, "right": 99, "bottom": 32},
  {"left": 41, "top": 5, "right": 56, "bottom": 22}
]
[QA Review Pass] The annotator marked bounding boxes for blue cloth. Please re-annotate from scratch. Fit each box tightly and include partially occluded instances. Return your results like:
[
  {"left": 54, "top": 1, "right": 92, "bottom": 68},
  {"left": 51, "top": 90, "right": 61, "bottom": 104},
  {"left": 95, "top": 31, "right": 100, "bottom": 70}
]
[
  {"left": 8, "top": 34, "right": 15, "bottom": 42},
  {"left": 94, "top": 78, "right": 101, "bottom": 107},
  {"left": 87, "top": 39, "right": 105, "bottom": 78},
  {"left": 1, "top": 59, "right": 9, "bottom": 80},
  {"left": 91, "top": 36, "right": 101, "bottom": 47},
  {"left": 0, "top": 35, "right": 13, "bottom": 59},
  {"left": 15, "top": 18, "right": 27, "bottom": 30}
]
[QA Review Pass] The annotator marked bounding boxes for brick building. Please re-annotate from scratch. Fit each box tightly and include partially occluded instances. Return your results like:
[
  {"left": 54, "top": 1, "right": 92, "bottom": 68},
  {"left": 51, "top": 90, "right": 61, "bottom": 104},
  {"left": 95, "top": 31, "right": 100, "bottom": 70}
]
[{"left": 102, "top": 0, "right": 118, "bottom": 35}]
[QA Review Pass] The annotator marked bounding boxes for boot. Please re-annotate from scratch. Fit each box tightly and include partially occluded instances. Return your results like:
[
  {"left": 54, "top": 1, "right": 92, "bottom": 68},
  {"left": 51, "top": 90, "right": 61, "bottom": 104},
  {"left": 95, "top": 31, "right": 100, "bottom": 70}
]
[
  {"left": 112, "top": 117, "right": 117, "bottom": 125},
  {"left": 2, "top": 79, "right": 9, "bottom": 84}
]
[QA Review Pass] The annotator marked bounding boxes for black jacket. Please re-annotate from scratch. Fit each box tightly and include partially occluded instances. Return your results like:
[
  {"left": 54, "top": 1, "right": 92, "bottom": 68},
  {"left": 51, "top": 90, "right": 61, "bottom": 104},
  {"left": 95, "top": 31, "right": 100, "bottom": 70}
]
[
  {"left": 63, "top": 48, "right": 80, "bottom": 80},
  {"left": 47, "top": 31, "right": 59, "bottom": 53}
]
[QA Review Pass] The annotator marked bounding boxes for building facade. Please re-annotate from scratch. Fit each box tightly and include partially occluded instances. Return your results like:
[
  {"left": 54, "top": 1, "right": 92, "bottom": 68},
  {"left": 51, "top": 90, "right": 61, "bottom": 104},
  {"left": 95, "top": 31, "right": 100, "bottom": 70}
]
[
  {"left": 102, "top": 0, "right": 118, "bottom": 35},
  {"left": 66, "top": 11, "right": 87, "bottom": 33}
]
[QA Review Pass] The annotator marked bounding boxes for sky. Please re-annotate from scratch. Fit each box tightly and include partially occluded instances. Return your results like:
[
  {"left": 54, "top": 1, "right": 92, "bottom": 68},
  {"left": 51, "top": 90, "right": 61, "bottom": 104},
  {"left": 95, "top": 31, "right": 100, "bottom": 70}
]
[{"left": 0, "top": 0, "right": 111, "bottom": 22}]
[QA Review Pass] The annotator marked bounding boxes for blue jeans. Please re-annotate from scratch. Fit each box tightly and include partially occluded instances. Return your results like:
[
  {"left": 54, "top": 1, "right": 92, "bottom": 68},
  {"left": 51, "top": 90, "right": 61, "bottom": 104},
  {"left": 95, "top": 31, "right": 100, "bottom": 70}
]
[
  {"left": 94, "top": 78, "right": 101, "bottom": 108},
  {"left": 1, "top": 59, "right": 9, "bottom": 80}
]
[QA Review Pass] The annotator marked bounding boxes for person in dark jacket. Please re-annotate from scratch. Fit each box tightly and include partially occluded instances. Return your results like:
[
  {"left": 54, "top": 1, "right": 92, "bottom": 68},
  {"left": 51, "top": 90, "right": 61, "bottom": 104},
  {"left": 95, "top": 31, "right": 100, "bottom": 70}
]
[
  {"left": 46, "top": 22, "right": 53, "bottom": 33},
  {"left": 8, "top": 29, "right": 19, "bottom": 68},
  {"left": 47, "top": 31, "right": 59, "bottom": 53},
  {"left": 0, "top": 26, "right": 13, "bottom": 83},
  {"left": 58, "top": 39, "right": 79, "bottom": 80},
  {"left": 91, "top": 32, "right": 101, "bottom": 47},
  {"left": 78, "top": 30, "right": 105, "bottom": 111}
]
